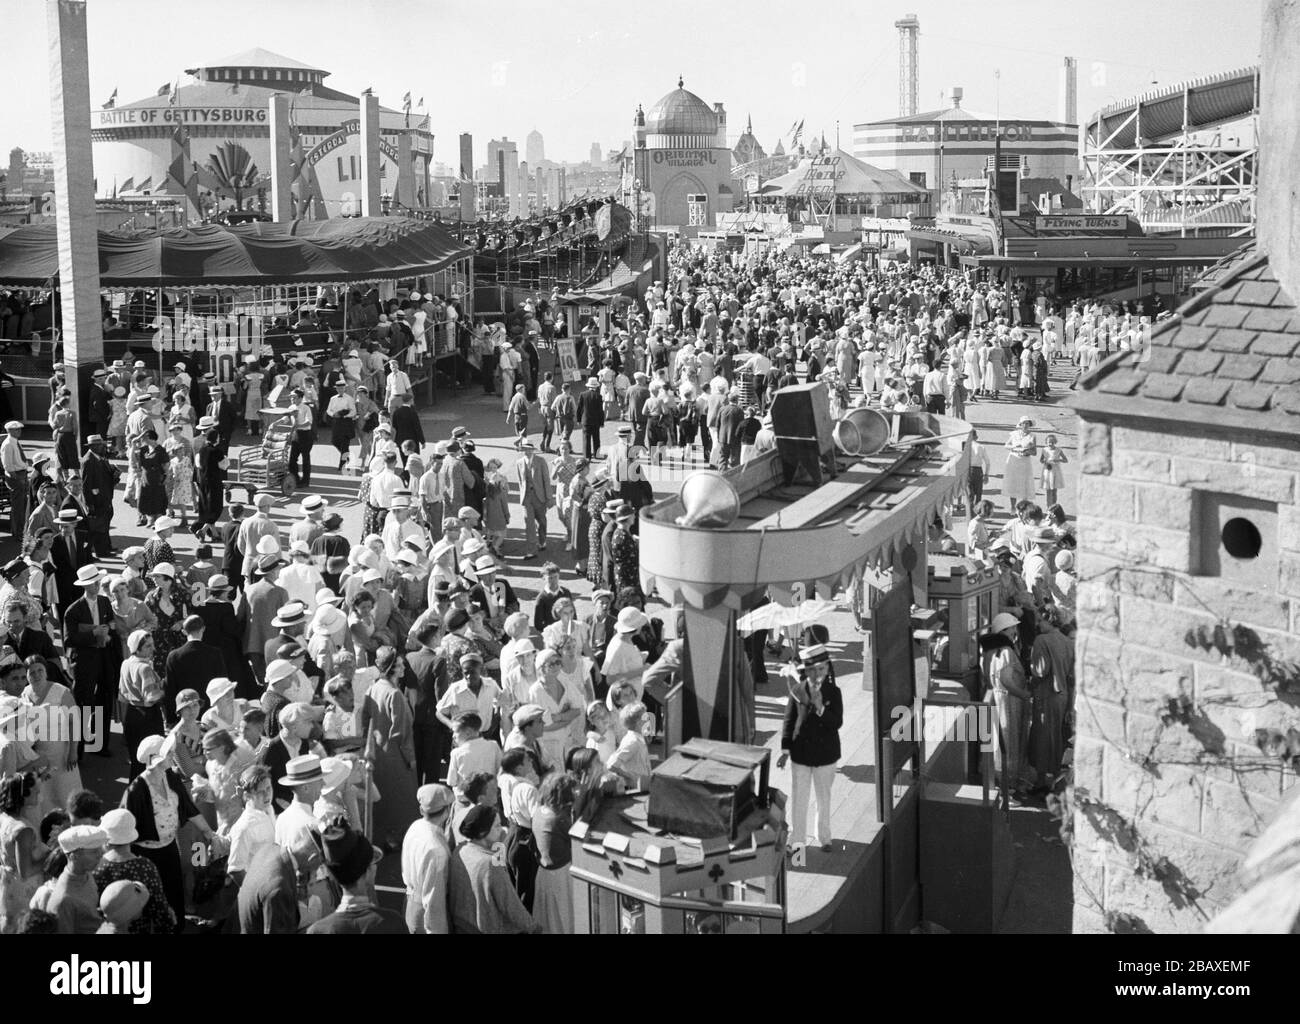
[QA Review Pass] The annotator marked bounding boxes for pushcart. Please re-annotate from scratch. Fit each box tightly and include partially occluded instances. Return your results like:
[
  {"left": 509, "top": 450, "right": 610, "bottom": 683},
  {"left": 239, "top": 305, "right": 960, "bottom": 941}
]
[{"left": 231, "top": 408, "right": 298, "bottom": 499}]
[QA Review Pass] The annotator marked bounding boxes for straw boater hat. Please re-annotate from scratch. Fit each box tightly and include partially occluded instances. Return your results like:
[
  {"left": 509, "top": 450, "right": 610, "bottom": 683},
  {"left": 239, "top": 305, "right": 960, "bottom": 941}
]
[{"left": 280, "top": 754, "right": 324, "bottom": 788}]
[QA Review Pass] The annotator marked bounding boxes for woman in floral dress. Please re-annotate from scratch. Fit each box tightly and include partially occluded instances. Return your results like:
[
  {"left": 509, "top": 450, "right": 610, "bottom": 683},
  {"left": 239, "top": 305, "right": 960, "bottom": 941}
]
[
  {"left": 144, "top": 565, "right": 189, "bottom": 678},
  {"left": 163, "top": 421, "right": 195, "bottom": 528},
  {"left": 49, "top": 394, "right": 79, "bottom": 480}
]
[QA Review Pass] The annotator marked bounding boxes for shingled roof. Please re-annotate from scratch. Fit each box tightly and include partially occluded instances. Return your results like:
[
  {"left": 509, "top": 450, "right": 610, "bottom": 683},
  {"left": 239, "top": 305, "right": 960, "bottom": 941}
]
[{"left": 1073, "top": 249, "right": 1300, "bottom": 438}]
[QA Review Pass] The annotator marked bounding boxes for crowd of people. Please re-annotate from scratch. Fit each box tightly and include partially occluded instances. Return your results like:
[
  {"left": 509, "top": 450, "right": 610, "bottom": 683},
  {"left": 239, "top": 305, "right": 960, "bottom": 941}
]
[{"left": 0, "top": 232, "right": 1112, "bottom": 936}]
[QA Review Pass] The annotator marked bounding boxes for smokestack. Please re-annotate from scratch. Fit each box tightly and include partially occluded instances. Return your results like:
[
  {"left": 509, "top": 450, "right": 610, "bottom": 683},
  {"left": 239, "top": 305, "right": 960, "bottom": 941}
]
[
  {"left": 1059, "top": 56, "right": 1078, "bottom": 124},
  {"left": 1259, "top": 1, "right": 1299, "bottom": 300},
  {"left": 895, "top": 14, "right": 920, "bottom": 117}
]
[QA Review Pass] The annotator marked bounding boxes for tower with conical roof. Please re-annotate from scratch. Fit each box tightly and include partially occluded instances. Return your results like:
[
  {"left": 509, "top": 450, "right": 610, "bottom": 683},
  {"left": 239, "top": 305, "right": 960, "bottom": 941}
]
[{"left": 732, "top": 113, "right": 767, "bottom": 165}]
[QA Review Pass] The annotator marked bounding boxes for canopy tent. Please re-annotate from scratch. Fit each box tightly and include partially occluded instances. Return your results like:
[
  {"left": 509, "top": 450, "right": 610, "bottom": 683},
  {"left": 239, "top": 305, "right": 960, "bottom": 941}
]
[
  {"left": 0, "top": 215, "right": 473, "bottom": 287},
  {"left": 757, "top": 150, "right": 928, "bottom": 200}
]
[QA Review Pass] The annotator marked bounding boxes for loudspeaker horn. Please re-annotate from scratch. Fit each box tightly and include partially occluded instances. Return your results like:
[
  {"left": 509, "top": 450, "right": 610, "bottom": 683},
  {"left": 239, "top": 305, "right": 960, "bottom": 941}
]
[{"left": 833, "top": 408, "right": 892, "bottom": 456}]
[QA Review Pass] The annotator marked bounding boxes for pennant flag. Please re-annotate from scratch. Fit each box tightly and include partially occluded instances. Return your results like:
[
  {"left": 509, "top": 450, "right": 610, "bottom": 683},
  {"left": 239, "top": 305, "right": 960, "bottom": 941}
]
[
  {"left": 170, "top": 79, "right": 179, "bottom": 106},
  {"left": 417, "top": 97, "right": 425, "bottom": 109},
  {"left": 104, "top": 87, "right": 117, "bottom": 109},
  {"left": 157, "top": 82, "right": 170, "bottom": 97},
  {"left": 165, "top": 121, "right": 201, "bottom": 222},
  {"left": 402, "top": 92, "right": 412, "bottom": 109}
]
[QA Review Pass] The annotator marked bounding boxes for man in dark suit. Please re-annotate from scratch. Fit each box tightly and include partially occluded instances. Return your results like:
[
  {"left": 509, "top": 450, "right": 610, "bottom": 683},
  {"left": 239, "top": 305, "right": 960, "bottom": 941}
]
[
  {"left": 50, "top": 509, "right": 93, "bottom": 617},
  {"left": 3, "top": 602, "right": 61, "bottom": 675},
  {"left": 467, "top": 557, "right": 519, "bottom": 638},
  {"left": 460, "top": 440, "right": 485, "bottom": 517},
  {"left": 625, "top": 373, "right": 651, "bottom": 447},
  {"left": 404, "top": 620, "right": 450, "bottom": 784},
  {"left": 715, "top": 393, "right": 745, "bottom": 469},
  {"left": 77, "top": 436, "right": 119, "bottom": 557},
  {"left": 62, "top": 565, "right": 120, "bottom": 756},
  {"left": 392, "top": 392, "right": 424, "bottom": 452},
  {"left": 88, "top": 371, "right": 112, "bottom": 441},
  {"left": 207, "top": 386, "right": 238, "bottom": 449},
  {"left": 576, "top": 377, "right": 605, "bottom": 460},
  {"left": 220, "top": 502, "right": 248, "bottom": 592},
  {"left": 163, "top": 615, "right": 223, "bottom": 725}
]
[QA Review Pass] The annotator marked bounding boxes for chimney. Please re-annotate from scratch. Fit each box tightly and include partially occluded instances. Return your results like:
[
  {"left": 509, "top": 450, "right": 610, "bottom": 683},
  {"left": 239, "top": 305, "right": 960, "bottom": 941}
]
[
  {"left": 951, "top": 87, "right": 963, "bottom": 109},
  {"left": 714, "top": 102, "right": 727, "bottom": 148},
  {"left": 1058, "top": 56, "right": 1078, "bottom": 124},
  {"left": 1259, "top": 1, "right": 1299, "bottom": 299}
]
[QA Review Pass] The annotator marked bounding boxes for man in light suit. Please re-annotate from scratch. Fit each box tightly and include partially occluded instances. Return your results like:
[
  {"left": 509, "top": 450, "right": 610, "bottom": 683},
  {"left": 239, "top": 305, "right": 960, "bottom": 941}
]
[
  {"left": 513, "top": 440, "right": 553, "bottom": 559},
  {"left": 234, "top": 554, "right": 289, "bottom": 686}
]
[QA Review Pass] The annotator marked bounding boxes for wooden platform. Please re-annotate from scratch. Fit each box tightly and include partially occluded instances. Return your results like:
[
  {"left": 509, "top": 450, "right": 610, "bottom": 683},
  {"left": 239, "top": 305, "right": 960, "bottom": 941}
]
[{"left": 751, "top": 616, "right": 887, "bottom": 933}]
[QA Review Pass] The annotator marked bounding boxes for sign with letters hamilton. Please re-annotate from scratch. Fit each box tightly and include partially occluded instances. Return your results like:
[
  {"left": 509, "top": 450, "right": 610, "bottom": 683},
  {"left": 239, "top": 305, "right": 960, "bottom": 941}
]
[
  {"left": 97, "top": 107, "right": 269, "bottom": 128},
  {"left": 1034, "top": 215, "right": 1128, "bottom": 233}
]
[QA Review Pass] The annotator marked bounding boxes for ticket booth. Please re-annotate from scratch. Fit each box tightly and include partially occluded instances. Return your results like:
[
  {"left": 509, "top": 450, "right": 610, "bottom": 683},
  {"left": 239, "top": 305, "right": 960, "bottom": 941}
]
[
  {"left": 925, "top": 554, "right": 1000, "bottom": 699},
  {"left": 569, "top": 741, "right": 787, "bottom": 934}
]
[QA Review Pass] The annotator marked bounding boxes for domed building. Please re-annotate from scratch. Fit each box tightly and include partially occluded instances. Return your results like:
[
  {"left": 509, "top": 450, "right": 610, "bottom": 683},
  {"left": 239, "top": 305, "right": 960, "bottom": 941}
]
[{"left": 629, "top": 78, "right": 735, "bottom": 234}]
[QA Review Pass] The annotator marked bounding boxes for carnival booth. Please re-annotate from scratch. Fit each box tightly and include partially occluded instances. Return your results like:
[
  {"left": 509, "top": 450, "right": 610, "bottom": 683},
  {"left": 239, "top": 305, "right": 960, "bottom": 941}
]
[
  {"left": 0, "top": 216, "right": 474, "bottom": 422},
  {"left": 570, "top": 740, "right": 787, "bottom": 934}
]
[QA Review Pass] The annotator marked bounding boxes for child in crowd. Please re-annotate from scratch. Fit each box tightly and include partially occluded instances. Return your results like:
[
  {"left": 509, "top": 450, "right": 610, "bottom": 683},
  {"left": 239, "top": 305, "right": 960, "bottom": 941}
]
[
  {"left": 445, "top": 712, "right": 503, "bottom": 792},
  {"left": 108, "top": 386, "right": 129, "bottom": 456},
  {"left": 239, "top": 707, "right": 269, "bottom": 759},
  {"left": 606, "top": 702, "right": 652, "bottom": 790},
  {"left": 1039, "top": 435, "right": 1069, "bottom": 511}
]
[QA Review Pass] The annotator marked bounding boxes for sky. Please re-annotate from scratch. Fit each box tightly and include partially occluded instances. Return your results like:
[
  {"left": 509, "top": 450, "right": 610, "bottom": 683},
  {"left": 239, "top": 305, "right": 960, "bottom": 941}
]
[{"left": 3, "top": 0, "right": 1263, "bottom": 167}]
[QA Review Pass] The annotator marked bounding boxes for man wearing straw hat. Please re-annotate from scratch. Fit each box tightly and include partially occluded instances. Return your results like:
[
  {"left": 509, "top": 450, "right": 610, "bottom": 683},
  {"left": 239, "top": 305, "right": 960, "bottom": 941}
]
[{"left": 63, "top": 563, "right": 120, "bottom": 757}]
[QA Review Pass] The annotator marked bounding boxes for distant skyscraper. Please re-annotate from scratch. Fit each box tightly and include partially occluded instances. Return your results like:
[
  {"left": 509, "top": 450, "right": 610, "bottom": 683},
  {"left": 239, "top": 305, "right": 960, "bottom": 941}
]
[
  {"left": 589, "top": 142, "right": 602, "bottom": 166},
  {"left": 526, "top": 129, "right": 545, "bottom": 167},
  {"left": 486, "top": 137, "right": 517, "bottom": 183}
]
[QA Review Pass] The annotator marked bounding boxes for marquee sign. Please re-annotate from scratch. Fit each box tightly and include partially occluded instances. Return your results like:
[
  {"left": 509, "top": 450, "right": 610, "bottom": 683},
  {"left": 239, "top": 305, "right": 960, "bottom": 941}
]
[
  {"left": 899, "top": 122, "right": 1034, "bottom": 143},
  {"left": 97, "top": 107, "right": 268, "bottom": 128},
  {"left": 651, "top": 150, "right": 718, "bottom": 167},
  {"left": 305, "top": 119, "right": 401, "bottom": 168},
  {"left": 1034, "top": 215, "right": 1128, "bottom": 233}
]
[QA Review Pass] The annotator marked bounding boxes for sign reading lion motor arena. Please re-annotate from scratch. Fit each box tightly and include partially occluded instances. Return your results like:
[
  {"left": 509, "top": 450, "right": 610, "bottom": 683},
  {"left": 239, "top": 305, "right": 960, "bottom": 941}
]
[{"left": 97, "top": 107, "right": 269, "bottom": 127}]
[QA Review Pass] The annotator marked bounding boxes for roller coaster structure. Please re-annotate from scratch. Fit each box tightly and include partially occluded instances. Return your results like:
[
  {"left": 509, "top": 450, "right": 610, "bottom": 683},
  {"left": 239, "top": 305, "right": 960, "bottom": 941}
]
[{"left": 1081, "top": 66, "right": 1259, "bottom": 237}]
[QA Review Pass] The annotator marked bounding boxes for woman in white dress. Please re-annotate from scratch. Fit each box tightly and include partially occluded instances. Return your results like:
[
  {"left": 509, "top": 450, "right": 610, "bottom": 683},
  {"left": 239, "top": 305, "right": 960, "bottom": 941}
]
[
  {"left": 527, "top": 649, "right": 585, "bottom": 771},
  {"left": 1003, "top": 416, "right": 1039, "bottom": 514},
  {"left": 541, "top": 597, "right": 590, "bottom": 658},
  {"left": 20, "top": 658, "right": 83, "bottom": 817}
]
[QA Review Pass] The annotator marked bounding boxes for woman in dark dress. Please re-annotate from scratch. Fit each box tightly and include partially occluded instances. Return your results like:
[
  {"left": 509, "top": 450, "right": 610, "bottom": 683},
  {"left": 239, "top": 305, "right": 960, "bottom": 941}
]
[
  {"left": 194, "top": 429, "right": 227, "bottom": 544},
  {"left": 144, "top": 565, "right": 189, "bottom": 679},
  {"left": 194, "top": 577, "right": 249, "bottom": 693},
  {"left": 585, "top": 480, "right": 613, "bottom": 586},
  {"left": 137, "top": 430, "right": 169, "bottom": 526}
]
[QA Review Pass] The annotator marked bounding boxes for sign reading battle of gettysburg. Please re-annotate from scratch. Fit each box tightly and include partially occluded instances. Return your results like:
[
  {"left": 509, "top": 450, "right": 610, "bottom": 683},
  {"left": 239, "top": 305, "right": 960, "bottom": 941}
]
[{"left": 97, "top": 107, "right": 269, "bottom": 127}]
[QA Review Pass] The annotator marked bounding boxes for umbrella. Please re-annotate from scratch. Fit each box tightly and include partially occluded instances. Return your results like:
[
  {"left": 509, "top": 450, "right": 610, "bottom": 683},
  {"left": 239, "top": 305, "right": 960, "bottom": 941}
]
[{"left": 738, "top": 598, "right": 838, "bottom": 634}]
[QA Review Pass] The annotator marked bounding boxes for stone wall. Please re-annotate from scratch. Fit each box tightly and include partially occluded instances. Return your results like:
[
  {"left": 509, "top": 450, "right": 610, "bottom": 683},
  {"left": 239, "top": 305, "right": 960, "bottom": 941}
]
[{"left": 1072, "top": 418, "right": 1300, "bottom": 933}]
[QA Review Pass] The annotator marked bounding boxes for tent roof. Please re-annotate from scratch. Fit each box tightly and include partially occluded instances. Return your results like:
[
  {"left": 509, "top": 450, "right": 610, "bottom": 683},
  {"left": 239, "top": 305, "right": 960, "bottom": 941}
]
[
  {"left": 186, "top": 48, "right": 325, "bottom": 75},
  {"left": 759, "top": 150, "right": 928, "bottom": 198},
  {"left": 0, "top": 216, "right": 473, "bottom": 288}
]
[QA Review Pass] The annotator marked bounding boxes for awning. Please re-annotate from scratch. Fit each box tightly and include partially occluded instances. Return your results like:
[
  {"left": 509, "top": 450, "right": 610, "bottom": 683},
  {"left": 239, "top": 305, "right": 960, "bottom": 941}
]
[
  {"left": 905, "top": 228, "right": 991, "bottom": 254},
  {"left": 0, "top": 216, "right": 474, "bottom": 287},
  {"left": 971, "top": 254, "right": 1226, "bottom": 268}
]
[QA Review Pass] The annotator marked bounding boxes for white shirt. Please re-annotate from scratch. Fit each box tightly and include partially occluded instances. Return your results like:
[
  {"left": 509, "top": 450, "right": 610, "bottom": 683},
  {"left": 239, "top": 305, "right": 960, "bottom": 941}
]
[
  {"left": 227, "top": 804, "right": 276, "bottom": 872},
  {"left": 445, "top": 736, "right": 503, "bottom": 789},
  {"left": 274, "top": 799, "right": 317, "bottom": 849},
  {"left": 278, "top": 562, "right": 325, "bottom": 612},
  {"left": 326, "top": 393, "right": 357, "bottom": 419},
  {"left": 400, "top": 818, "right": 451, "bottom": 934},
  {"left": 387, "top": 369, "right": 412, "bottom": 397},
  {"left": 369, "top": 469, "right": 404, "bottom": 509},
  {"left": 0, "top": 435, "right": 27, "bottom": 474},
  {"left": 382, "top": 514, "right": 422, "bottom": 560}
]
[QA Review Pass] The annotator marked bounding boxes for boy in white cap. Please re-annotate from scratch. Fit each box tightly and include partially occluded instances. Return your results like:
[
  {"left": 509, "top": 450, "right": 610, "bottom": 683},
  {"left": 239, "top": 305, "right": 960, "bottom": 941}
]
[{"left": 47, "top": 825, "right": 108, "bottom": 934}]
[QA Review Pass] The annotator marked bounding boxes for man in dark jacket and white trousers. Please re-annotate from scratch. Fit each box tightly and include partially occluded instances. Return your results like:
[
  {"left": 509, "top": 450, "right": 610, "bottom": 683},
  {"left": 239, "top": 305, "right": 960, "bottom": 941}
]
[{"left": 776, "top": 643, "right": 842, "bottom": 852}]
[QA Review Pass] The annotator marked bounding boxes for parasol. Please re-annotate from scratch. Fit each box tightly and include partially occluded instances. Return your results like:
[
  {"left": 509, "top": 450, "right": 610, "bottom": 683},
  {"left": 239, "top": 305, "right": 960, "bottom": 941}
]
[{"left": 737, "top": 598, "right": 839, "bottom": 634}]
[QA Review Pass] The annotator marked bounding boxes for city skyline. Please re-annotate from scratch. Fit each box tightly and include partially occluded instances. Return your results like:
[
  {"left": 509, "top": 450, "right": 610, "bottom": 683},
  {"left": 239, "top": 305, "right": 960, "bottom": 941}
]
[{"left": 1, "top": 0, "right": 1262, "bottom": 171}]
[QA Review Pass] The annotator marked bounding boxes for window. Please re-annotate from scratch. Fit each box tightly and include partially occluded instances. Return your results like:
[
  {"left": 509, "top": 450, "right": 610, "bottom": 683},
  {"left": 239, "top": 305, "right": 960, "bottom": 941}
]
[
  {"left": 909, "top": 171, "right": 927, "bottom": 188},
  {"left": 687, "top": 193, "right": 707, "bottom": 226},
  {"left": 1193, "top": 490, "right": 1276, "bottom": 581}
]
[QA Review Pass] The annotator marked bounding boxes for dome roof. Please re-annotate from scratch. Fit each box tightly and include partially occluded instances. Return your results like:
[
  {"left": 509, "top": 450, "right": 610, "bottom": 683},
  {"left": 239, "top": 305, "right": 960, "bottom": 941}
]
[{"left": 645, "top": 79, "right": 718, "bottom": 136}]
